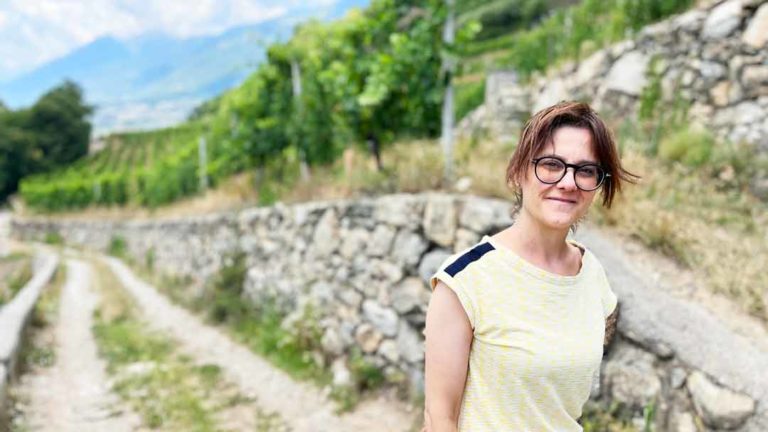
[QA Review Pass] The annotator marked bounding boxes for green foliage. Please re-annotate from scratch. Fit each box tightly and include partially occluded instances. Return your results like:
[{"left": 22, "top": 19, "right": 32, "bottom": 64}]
[
  {"left": 643, "top": 400, "right": 657, "bottom": 432},
  {"left": 0, "top": 254, "right": 32, "bottom": 306},
  {"left": 639, "top": 57, "right": 663, "bottom": 121},
  {"left": 94, "top": 314, "right": 218, "bottom": 430},
  {"left": 658, "top": 126, "right": 715, "bottom": 168},
  {"left": 108, "top": 235, "right": 128, "bottom": 258},
  {"left": 580, "top": 400, "right": 636, "bottom": 431},
  {"left": 43, "top": 232, "right": 63, "bottom": 245},
  {"left": 19, "top": 1, "right": 453, "bottom": 211},
  {"left": 348, "top": 348, "right": 385, "bottom": 390},
  {"left": 497, "top": 0, "right": 693, "bottom": 77},
  {"left": 0, "top": 81, "right": 92, "bottom": 201},
  {"left": 7, "top": 259, "right": 33, "bottom": 296},
  {"left": 455, "top": 80, "right": 486, "bottom": 120},
  {"left": 144, "top": 248, "right": 155, "bottom": 272},
  {"left": 458, "top": 0, "right": 551, "bottom": 41}
]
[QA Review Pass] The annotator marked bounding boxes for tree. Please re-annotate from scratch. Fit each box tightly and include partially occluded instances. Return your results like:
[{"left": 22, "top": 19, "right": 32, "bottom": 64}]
[
  {"left": 28, "top": 80, "right": 93, "bottom": 171},
  {"left": 0, "top": 81, "right": 93, "bottom": 201}
]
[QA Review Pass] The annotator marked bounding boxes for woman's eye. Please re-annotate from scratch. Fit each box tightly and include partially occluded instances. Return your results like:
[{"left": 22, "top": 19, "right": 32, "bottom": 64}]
[
  {"left": 542, "top": 161, "right": 562, "bottom": 169},
  {"left": 578, "top": 167, "right": 598, "bottom": 177}
]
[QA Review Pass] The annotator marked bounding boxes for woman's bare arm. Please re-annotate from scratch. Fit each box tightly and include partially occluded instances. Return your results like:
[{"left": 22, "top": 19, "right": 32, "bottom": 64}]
[{"left": 423, "top": 281, "right": 474, "bottom": 432}]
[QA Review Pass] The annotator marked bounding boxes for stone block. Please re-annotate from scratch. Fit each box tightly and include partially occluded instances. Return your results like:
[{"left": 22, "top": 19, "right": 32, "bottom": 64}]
[
  {"left": 687, "top": 371, "right": 755, "bottom": 430},
  {"left": 604, "top": 343, "right": 662, "bottom": 410},
  {"left": 391, "top": 229, "right": 429, "bottom": 270},
  {"left": 702, "top": 0, "right": 744, "bottom": 40},
  {"left": 311, "top": 209, "right": 339, "bottom": 256},
  {"left": 742, "top": 3, "right": 768, "bottom": 48},
  {"left": 418, "top": 249, "right": 452, "bottom": 285},
  {"left": 603, "top": 51, "right": 649, "bottom": 96},
  {"left": 377, "top": 339, "right": 400, "bottom": 363},
  {"left": 423, "top": 195, "right": 457, "bottom": 248},
  {"left": 362, "top": 300, "right": 398, "bottom": 337},
  {"left": 368, "top": 225, "right": 396, "bottom": 257},
  {"left": 355, "top": 323, "right": 383, "bottom": 354},
  {"left": 396, "top": 321, "right": 424, "bottom": 364},
  {"left": 339, "top": 228, "right": 369, "bottom": 259},
  {"left": 391, "top": 277, "right": 430, "bottom": 315}
]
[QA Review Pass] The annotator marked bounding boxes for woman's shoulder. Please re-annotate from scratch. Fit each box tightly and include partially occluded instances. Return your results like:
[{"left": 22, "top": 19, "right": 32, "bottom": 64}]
[{"left": 437, "top": 239, "right": 497, "bottom": 279}]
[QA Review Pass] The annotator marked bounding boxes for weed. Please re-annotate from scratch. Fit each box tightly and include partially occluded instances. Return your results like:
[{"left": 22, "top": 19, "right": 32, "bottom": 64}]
[
  {"left": 580, "top": 400, "right": 636, "bottom": 432},
  {"left": 108, "top": 235, "right": 128, "bottom": 258},
  {"left": 43, "top": 232, "right": 63, "bottom": 245},
  {"left": 658, "top": 126, "right": 714, "bottom": 168},
  {"left": 144, "top": 248, "right": 155, "bottom": 272}
]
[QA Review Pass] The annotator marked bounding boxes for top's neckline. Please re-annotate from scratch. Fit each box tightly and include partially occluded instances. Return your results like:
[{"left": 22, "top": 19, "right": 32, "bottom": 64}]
[{"left": 482, "top": 235, "right": 589, "bottom": 286}]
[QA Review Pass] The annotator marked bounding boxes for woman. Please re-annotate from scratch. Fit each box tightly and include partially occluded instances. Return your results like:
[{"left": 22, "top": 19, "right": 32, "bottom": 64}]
[{"left": 423, "top": 101, "right": 637, "bottom": 431}]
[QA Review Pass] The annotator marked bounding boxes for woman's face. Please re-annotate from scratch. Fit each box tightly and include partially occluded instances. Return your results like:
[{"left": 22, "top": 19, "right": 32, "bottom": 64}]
[{"left": 519, "top": 126, "right": 599, "bottom": 231}]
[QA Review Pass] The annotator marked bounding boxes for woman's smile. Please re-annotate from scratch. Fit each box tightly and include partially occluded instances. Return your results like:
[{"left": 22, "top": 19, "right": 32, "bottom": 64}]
[{"left": 546, "top": 197, "right": 577, "bottom": 204}]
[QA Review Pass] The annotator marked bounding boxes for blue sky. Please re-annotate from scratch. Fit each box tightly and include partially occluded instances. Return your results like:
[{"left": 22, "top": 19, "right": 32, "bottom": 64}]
[{"left": 0, "top": 0, "right": 364, "bottom": 82}]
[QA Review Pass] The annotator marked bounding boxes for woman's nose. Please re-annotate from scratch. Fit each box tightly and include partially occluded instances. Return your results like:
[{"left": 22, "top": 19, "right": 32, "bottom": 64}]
[{"left": 557, "top": 167, "right": 578, "bottom": 190}]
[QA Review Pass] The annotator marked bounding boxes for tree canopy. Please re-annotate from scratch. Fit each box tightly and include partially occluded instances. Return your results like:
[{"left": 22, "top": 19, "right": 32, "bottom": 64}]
[{"left": 0, "top": 80, "right": 92, "bottom": 201}]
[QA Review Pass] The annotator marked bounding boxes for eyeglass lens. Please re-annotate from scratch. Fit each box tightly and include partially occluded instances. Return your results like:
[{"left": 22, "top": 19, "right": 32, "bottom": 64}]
[{"left": 535, "top": 157, "right": 603, "bottom": 191}]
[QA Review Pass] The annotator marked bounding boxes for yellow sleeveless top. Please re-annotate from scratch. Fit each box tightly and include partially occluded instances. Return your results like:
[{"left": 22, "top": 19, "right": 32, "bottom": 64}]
[{"left": 430, "top": 235, "right": 617, "bottom": 431}]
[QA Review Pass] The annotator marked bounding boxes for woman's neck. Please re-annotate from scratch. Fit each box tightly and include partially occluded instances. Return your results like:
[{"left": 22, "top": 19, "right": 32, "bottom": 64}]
[{"left": 495, "top": 212, "right": 573, "bottom": 265}]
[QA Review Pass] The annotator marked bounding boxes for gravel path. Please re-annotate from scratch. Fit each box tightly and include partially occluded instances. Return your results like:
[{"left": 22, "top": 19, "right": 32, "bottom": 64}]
[
  {"left": 15, "top": 259, "right": 141, "bottom": 432},
  {"left": 104, "top": 256, "right": 420, "bottom": 432}
]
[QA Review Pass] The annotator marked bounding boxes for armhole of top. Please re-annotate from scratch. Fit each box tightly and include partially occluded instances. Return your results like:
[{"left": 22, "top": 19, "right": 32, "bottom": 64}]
[{"left": 431, "top": 271, "right": 476, "bottom": 330}]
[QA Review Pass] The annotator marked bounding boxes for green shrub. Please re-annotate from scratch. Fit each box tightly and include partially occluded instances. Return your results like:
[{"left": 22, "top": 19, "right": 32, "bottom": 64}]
[
  {"left": 455, "top": 80, "right": 486, "bottom": 121},
  {"left": 43, "top": 232, "right": 63, "bottom": 245},
  {"left": 658, "top": 126, "right": 714, "bottom": 168},
  {"left": 144, "top": 248, "right": 155, "bottom": 272},
  {"left": 108, "top": 235, "right": 128, "bottom": 258}
]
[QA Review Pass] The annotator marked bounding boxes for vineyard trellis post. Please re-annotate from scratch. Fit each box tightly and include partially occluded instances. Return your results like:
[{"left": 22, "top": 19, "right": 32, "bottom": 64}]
[
  {"left": 441, "top": 0, "right": 456, "bottom": 186},
  {"left": 198, "top": 135, "right": 209, "bottom": 191},
  {"left": 291, "top": 58, "right": 310, "bottom": 181}
]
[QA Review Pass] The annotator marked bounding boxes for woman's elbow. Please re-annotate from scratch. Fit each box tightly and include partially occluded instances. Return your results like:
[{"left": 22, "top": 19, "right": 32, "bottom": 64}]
[{"left": 423, "top": 404, "right": 459, "bottom": 432}]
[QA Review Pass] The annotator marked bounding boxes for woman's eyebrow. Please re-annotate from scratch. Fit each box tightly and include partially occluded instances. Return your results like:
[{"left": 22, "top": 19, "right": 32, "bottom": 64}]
[{"left": 544, "top": 154, "right": 598, "bottom": 165}]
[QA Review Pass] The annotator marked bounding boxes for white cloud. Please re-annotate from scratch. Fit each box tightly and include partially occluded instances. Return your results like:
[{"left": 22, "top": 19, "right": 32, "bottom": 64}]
[{"left": 0, "top": 0, "right": 298, "bottom": 80}]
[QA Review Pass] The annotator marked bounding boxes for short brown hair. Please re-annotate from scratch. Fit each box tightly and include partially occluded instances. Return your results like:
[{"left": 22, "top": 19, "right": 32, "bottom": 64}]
[{"left": 506, "top": 101, "right": 638, "bottom": 208}]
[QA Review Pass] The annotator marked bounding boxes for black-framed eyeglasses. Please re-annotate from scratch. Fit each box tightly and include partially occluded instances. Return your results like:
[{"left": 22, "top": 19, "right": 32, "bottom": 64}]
[{"left": 531, "top": 156, "right": 609, "bottom": 191}]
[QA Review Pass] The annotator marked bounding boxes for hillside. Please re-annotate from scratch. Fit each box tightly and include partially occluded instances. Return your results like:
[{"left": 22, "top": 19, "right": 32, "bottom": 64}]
[
  {"left": 17, "top": 0, "right": 699, "bottom": 213},
  {"left": 0, "top": 0, "right": 370, "bottom": 134}
]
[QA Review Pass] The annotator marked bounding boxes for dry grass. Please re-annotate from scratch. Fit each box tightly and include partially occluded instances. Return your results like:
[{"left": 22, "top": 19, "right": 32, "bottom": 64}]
[{"left": 591, "top": 149, "right": 768, "bottom": 320}]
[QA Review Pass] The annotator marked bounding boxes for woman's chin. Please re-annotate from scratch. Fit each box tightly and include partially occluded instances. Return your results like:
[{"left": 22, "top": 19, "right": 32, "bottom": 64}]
[{"left": 542, "top": 214, "right": 580, "bottom": 230}]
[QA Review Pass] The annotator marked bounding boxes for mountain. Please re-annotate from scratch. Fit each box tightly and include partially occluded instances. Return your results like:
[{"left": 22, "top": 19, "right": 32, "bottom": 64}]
[{"left": 0, "top": 0, "right": 370, "bottom": 134}]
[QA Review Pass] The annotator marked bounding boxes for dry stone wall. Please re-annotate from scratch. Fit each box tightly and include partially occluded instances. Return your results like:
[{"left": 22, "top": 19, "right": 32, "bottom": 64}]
[
  {"left": 11, "top": 193, "right": 767, "bottom": 431},
  {"left": 464, "top": 0, "right": 768, "bottom": 156}
]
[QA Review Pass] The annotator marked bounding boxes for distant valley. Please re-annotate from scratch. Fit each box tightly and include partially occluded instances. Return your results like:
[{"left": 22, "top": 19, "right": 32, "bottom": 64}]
[{"left": 0, "top": 0, "right": 369, "bottom": 135}]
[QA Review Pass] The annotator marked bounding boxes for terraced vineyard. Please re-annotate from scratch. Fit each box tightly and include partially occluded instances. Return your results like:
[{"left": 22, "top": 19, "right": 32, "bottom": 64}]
[{"left": 19, "top": 123, "right": 240, "bottom": 210}]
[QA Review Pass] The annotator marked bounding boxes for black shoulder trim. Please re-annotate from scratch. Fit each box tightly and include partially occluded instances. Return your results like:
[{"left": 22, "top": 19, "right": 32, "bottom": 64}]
[{"left": 444, "top": 242, "right": 495, "bottom": 277}]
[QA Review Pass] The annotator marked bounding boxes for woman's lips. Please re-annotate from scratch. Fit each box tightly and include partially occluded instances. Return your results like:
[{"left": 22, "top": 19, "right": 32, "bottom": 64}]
[{"left": 547, "top": 197, "right": 577, "bottom": 204}]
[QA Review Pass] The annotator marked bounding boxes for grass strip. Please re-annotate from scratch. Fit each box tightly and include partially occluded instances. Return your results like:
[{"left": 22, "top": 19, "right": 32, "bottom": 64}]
[{"left": 91, "top": 259, "right": 288, "bottom": 431}]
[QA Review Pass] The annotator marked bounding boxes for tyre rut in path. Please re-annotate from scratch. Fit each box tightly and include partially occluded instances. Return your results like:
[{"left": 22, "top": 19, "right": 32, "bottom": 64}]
[
  {"left": 104, "top": 256, "right": 420, "bottom": 432},
  {"left": 15, "top": 259, "right": 140, "bottom": 431}
]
